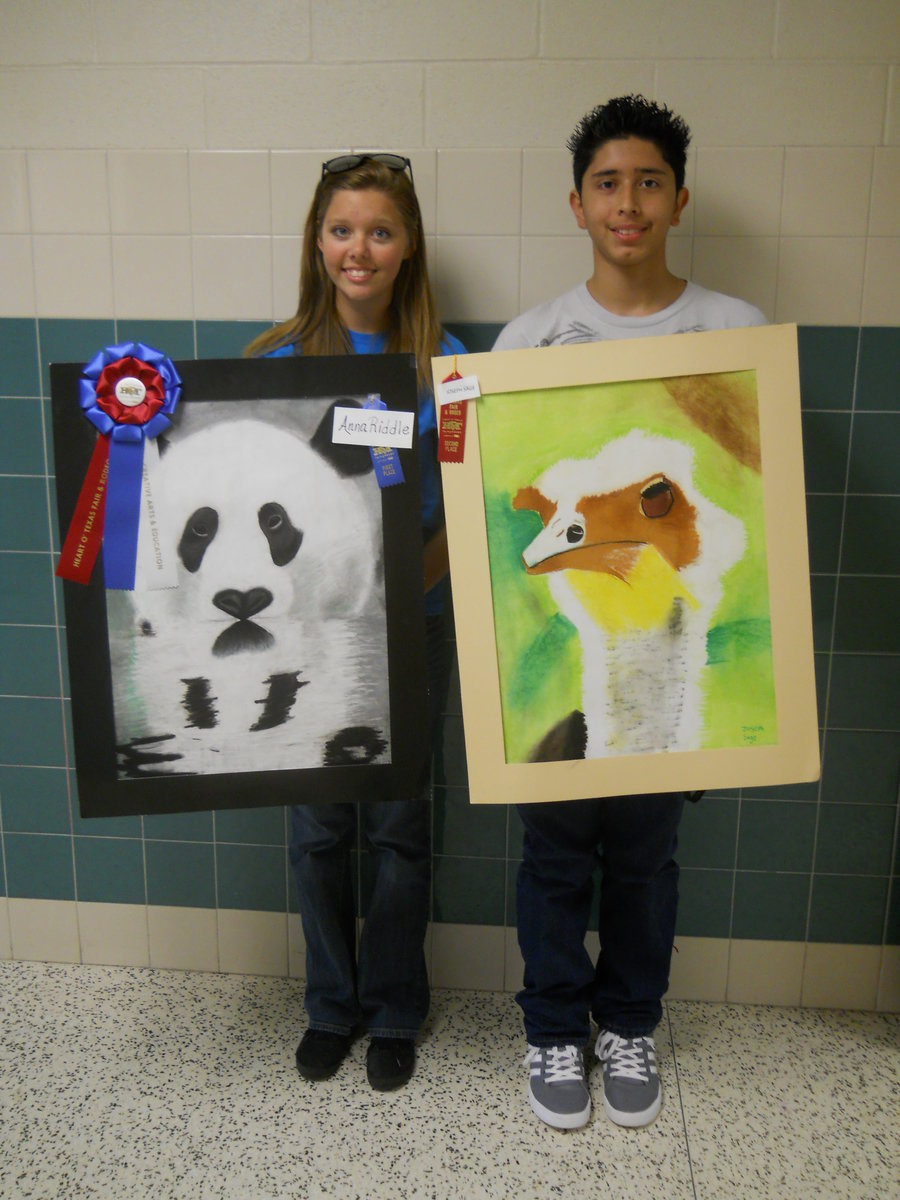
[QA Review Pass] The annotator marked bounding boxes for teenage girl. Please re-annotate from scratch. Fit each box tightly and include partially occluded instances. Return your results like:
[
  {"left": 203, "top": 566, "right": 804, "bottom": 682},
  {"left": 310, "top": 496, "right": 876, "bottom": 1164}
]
[{"left": 247, "top": 154, "right": 465, "bottom": 1091}]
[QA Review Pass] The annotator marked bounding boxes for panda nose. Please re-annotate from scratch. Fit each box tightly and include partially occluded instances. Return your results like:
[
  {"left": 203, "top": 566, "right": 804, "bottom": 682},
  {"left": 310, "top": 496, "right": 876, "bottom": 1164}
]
[{"left": 213, "top": 588, "right": 273, "bottom": 620}]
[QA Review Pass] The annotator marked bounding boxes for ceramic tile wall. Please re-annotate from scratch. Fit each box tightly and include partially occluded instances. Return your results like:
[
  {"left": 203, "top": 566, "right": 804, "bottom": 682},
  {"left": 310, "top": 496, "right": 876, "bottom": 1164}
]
[{"left": 0, "top": 1, "right": 897, "bottom": 1004}]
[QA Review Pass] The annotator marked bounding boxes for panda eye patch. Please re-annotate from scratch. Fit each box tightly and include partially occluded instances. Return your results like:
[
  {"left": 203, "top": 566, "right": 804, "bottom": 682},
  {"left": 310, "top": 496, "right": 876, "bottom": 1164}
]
[
  {"left": 258, "top": 502, "right": 302, "bottom": 566},
  {"left": 640, "top": 477, "right": 674, "bottom": 519},
  {"left": 178, "top": 506, "right": 219, "bottom": 573}
]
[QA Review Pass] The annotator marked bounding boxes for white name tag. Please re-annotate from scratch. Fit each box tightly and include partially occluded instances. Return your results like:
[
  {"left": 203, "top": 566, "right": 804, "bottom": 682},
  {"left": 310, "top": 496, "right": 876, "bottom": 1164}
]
[
  {"left": 436, "top": 374, "right": 481, "bottom": 407},
  {"left": 331, "top": 406, "right": 415, "bottom": 449}
]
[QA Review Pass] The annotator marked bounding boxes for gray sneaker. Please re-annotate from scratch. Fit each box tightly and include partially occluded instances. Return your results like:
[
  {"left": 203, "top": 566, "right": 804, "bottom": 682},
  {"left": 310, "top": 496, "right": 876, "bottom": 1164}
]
[
  {"left": 524, "top": 1044, "right": 591, "bottom": 1130},
  {"left": 596, "top": 1031, "right": 661, "bottom": 1127}
]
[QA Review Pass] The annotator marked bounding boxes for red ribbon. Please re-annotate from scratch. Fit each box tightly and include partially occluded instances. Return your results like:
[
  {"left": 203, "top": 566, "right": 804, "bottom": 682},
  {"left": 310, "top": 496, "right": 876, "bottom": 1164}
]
[
  {"left": 437, "top": 369, "right": 468, "bottom": 464},
  {"left": 56, "top": 437, "right": 109, "bottom": 584}
]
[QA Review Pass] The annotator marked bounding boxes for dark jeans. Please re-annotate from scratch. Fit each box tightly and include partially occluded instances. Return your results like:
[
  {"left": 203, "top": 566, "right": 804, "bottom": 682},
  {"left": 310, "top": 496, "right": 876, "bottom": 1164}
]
[
  {"left": 516, "top": 791, "right": 685, "bottom": 1046},
  {"left": 289, "top": 614, "right": 449, "bottom": 1039}
]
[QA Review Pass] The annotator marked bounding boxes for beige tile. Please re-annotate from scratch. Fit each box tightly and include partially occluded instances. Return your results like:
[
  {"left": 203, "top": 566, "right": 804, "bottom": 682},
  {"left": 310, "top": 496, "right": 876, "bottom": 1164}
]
[
  {"left": 148, "top": 905, "right": 218, "bottom": 972},
  {"left": 503, "top": 926, "right": 523, "bottom": 992},
  {"left": 272, "top": 236, "right": 302, "bottom": 321},
  {"left": 870, "top": 149, "right": 900, "bottom": 237},
  {"left": 190, "top": 151, "right": 271, "bottom": 235},
  {"left": 775, "top": 237, "right": 866, "bottom": 324},
  {"left": 693, "top": 148, "right": 784, "bottom": 237},
  {"left": 876, "top": 945, "right": 900, "bottom": 1012},
  {"left": 33, "top": 234, "right": 114, "bottom": 318},
  {"left": 801, "top": 943, "right": 882, "bottom": 1009},
  {"left": 8, "top": 898, "right": 80, "bottom": 963},
  {"left": 192, "top": 236, "right": 273, "bottom": 321},
  {"left": 406, "top": 149, "right": 437, "bottom": 235},
  {"left": 665, "top": 235, "right": 694, "bottom": 283},
  {"left": 657, "top": 62, "right": 887, "bottom": 147},
  {"left": 862, "top": 237, "right": 900, "bottom": 324},
  {"left": 0, "top": 234, "right": 35, "bottom": 317},
  {"left": 271, "top": 151, "right": 328, "bottom": 237},
  {"left": 112, "top": 235, "right": 193, "bottom": 320},
  {"left": 888, "top": 66, "right": 900, "bottom": 146},
  {"left": 430, "top": 922, "right": 505, "bottom": 990},
  {"left": 776, "top": 0, "right": 900, "bottom": 59},
  {"left": 77, "top": 901, "right": 150, "bottom": 967},
  {"left": 726, "top": 939, "right": 804, "bottom": 1006},
  {"left": 217, "top": 909, "right": 288, "bottom": 977},
  {"left": 519, "top": 235, "right": 589, "bottom": 311},
  {"left": 781, "top": 148, "right": 873, "bottom": 238},
  {"left": 0, "top": 898, "right": 10, "bottom": 959},
  {"left": 28, "top": 150, "right": 109, "bottom": 234},
  {"left": 432, "top": 235, "right": 519, "bottom": 322},
  {"left": 108, "top": 150, "right": 190, "bottom": 234},
  {"left": 436, "top": 150, "right": 521, "bottom": 236},
  {"left": 692, "top": 236, "right": 777, "bottom": 319},
  {"left": 0, "top": 151, "right": 30, "bottom": 233},
  {"left": 287, "top": 913, "right": 307, "bottom": 980},
  {"left": 522, "top": 149, "right": 576, "bottom": 236},
  {"left": 1, "top": 0, "right": 94, "bottom": 64},
  {"left": 665, "top": 936, "right": 729, "bottom": 1001},
  {"left": 205, "top": 66, "right": 422, "bottom": 150}
]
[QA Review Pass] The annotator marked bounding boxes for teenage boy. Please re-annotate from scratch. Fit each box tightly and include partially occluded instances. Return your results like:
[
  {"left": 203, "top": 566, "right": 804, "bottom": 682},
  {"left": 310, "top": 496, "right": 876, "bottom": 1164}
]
[{"left": 494, "top": 94, "right": 766, "bottom": 1132}]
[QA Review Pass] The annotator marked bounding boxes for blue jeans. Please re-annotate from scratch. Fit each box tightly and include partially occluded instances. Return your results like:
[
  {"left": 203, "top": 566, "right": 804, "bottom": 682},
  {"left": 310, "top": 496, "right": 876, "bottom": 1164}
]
[
  {"left": 516, "top": 791, "right": 685, "bottom": 1046},
  {"left": 289, "top": 614, "right": 448, "bottom": 1039}
]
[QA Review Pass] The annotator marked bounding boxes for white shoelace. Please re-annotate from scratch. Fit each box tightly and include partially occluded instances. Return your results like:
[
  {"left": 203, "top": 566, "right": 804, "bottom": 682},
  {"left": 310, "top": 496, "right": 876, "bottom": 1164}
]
[
  {"left": 525, "top": 1044, "right": 584, "bottom": 1083},
  {"left": 597, "top": 1033, "right": 657, "bottom": 1082}
]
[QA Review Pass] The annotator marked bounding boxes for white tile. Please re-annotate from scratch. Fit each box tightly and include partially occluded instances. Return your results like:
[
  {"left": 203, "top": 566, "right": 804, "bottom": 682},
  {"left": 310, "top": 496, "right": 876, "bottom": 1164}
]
[
  {"left": 433, "top": 235, "right": 519, "bottom": 322},
  {"left": 191, "top": 236, "right": 273, "bottom": 321},
  {"left": 190, "top": 151, "right": 271, "bottom": 235},
  {"left": 108, "top": 151, "right": 190, "bottom": 235},
  {"left": 693, "top": 148, "right": 784, "bottom": 237},
  {"left": 436, "top": 150, "right": 521, "bottom": 236},
  {"left": 776, "top": 0, "right": 900, "bottom": 59},
  {"left": 0, "top": 235, "right": 35, "bottom": 317},
  {"left": 77, "top": 901, "right": 149, "bottom": 967},
  {"left": 877, "top": 946, "right": 900, "bottom": 1012},
  {"left": 28, "top": 150, "right": 108, "bottom": 234},
  {"left": 519, "top": 236, "right": 589, "bottom": 311},
  {"left": 0, "top": 151, "right": 30, "bottom": 233},
  {"left": 870, "top": 149, "right": 900, "bottom": 237},
  {"left": 862, "top": 237, "right": 900, "bottom": 324},
  {"left": 522, "top": 149, "right": 576, "bottom": 236},
  {"left": 272, "top": 236, "right": 302, "bottom": 321},
  {"left": 33, "top": 234, "right": 114, "bottom": 318},
  {"left": 148, "top": 905, "right": 218, "bottom": 971},
  {"left": 665, "top": 936, "right": 729, "bottom": 1001},
  {"left": 801, "top": 943, "right": 882, "bottom": 1009},
  {"left": 287, "top": 913, "right": 307, "bottom": 980},
  {"left": 271, "top": 151, "right": 331, "bottom": 236},
  {"left": 692, "top": 236, "right": 777, "bottom": 319},
  {"left": 430, "top": 922, "right": 505, "bottom": 990},
  {"left": 0, "top": 898, "right": 10, "bottom": 959},
  {"left": 112, "top": 235, "right": 193, "bottom": 320},
  {"left": 8, "top": 898, "right": 80, "bottom": 963},
  {"left": 0, "top": 0, "right": 94, "bottom": 64},
  {"left": 781, "top": 148, "right": 873, "bottom": 238},
  {"left": 775, "top": 237, "right": 866, "bottom": 324},
  {"left": 217, "top": 909, "right": 288, "bottom": 977},
  {"left": 726, "top": 939, "right": 804, "bottom": 1006}
]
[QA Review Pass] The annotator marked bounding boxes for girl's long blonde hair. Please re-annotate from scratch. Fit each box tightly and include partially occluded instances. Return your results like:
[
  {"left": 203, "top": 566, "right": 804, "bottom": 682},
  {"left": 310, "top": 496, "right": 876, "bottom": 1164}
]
[{"left": 246, "top": 158, "right": 444, "bottom": 389}]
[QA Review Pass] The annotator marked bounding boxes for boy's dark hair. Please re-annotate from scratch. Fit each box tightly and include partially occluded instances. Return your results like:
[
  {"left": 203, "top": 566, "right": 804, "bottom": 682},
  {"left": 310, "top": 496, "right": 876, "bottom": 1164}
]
[{"left": 568, "top": 94, "right": 691, "bottom": 194}]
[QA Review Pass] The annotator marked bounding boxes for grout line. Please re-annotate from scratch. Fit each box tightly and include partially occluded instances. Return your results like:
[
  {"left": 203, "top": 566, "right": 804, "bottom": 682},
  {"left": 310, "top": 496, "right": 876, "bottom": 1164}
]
[{"left": 665, "top": 1002, "right": 699, "bottom": 1200}]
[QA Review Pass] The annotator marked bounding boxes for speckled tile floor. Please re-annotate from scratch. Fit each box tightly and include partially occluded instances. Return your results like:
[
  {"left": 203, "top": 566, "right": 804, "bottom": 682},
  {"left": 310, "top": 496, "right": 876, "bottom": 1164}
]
[{"left": 0, "top": 962, "right": 897, "bottom": 1200}]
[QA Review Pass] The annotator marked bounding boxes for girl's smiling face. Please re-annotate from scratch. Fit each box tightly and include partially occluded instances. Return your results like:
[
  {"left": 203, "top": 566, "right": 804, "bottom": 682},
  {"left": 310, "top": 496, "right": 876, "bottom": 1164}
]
[{"left": 317, "top": 188, "right": 414, "bottom": 333}]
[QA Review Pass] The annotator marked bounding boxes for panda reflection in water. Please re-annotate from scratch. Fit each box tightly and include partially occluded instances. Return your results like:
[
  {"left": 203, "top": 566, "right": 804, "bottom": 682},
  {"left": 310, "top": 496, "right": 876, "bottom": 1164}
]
[{"left": 107, "top": 402, "right": 391, "bottom": 778}]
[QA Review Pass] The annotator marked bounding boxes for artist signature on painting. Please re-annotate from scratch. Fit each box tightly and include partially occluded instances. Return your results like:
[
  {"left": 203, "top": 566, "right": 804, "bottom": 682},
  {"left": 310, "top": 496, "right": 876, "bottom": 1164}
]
[{"left": 742, "top": 725, "right": 766, "bottom": 744}]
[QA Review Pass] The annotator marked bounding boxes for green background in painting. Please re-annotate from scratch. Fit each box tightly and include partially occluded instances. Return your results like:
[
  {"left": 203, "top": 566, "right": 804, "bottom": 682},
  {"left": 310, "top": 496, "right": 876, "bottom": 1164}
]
[{"left": 476, "top": 371, "right": 776, "bottom": 763}]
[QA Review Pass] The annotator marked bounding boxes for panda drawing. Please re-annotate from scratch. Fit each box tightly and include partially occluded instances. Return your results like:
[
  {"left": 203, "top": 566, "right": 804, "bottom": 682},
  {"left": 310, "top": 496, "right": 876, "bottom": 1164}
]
[{"left": 107, "top": 402, "right": 390, "bottom": 779}]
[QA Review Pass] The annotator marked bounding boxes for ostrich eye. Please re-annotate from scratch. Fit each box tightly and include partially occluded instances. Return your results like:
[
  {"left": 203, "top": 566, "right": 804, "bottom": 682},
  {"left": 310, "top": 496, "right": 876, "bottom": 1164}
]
[
  {"left": 640, "top": 478, "right": 674, "bottom": 519},
  {"left": 566, "top": 523, "right": 584, "bottom": 543}
]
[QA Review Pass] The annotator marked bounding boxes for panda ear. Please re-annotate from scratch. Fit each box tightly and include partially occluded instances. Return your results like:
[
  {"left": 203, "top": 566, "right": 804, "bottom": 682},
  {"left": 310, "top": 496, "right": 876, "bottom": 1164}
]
[{"left": 310, "top": 399, "right": 375, "bottom": 477}]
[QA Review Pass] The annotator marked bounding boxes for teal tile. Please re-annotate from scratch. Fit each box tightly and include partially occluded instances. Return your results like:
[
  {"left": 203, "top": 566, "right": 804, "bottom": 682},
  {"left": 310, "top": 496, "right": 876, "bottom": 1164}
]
[
  {"left": 434, "top": 714, "right": 468, "bottom": 787},
  {"left": 815, "top": 652, "right": 828, "bottom": 727},
  {"left": 0, "top": 397, "right": 45, "bottom": 474},
  {"left": 0, "top": 697, "right": 65, "bottom": 766},
  {"left": 0, "top": 849, "right": 4, "bottom": 895},
  {"left": 0, "top": 318, "right": 40, "bottom": 396},
  {"left": 4, "top": 832, "right": 75, "bottom": 900},
  {"left": 848, "top": 413, "right": 899, "bottom": 494},
  {"left": 828, "top": 655, "right": 900, "bottom": 731},
  {"left": 71, "top": 807, "right": 142, "bottom": 837},
  {"left": 432, "top": 855, "right": 505, "bottom": 925},
  {"left": 433, "top": 786, "right": 507, "bottom": 857},
  {"left": 885, "top": 883, "right": 899, "bottom": 945},
  {"left": 801, "top": 411, "right": 850, "bottom": 493},
  {"left": 0, "top": 625, "right": 60, "bottom": 697},
  {"left": 41, "top": 397, "right": 56, "bottom": 474},
  {"left": 0, "top": 765, "right": 70, "bottom": 833},
  {"left": 805, "top": 494, "right": 843, "bottom": 574},
  {"left": 742, "top": 779, "right": 820, "bottom": 803},
  {"left": 841, "top": 496, "right": 899, "bottom": 575},
  {"left": 810, "top": 575, "right": 836, "bottom": 651},
  {"left": 731, "top": 872, "right": 809, "bottom": 940},
  {"left": 115, "top": 320, "right": 195, "bottom": 360},
  {"left": 74, "top": 836, "right": 145, "bottom": 904},
  {"left": 677, "top": 795, "right": 738, "bottom": 869},
  {"left": 809, "top": 874, "right": 888, "bottom": 944},
  {"left": 0, "top": 477, "right": 51, "bottom": 551},
  {"left": 39, "top": 319, "right": 116, "bottom": 395},
  {"left": 216, "top": 843, "right": 286, "bottom": 911},
  {"left": 141, "top": 809, "right": 213, "bottom": 841},
  {"left": 215, "top": 805, "right": 285, "bottom": 846},
  {"left": 287, "top": 852, "right": 301, "bottom": 915},
  {"left": 145, "top": 840, "right": 215, "bottom": 908},
  {"left": 675, "top": 868, "right": 733, "bottom": 938},
  {"left": 507, "top": 807, "right": 525, "bottom": 859},
  {"left": 814, "top": 803, "right": 895, "bottom": 876},
  {"left": 796, "top": 326, "right": 857, "bottom": 411},
  {"left": 0, "top": 553, "right": 56, "bottom": 624},
  {"left": 821, "top": 730, "right": 899, "bottom": 806},
  {"left": 195, "top": 321, "right": 272, "bottom": 359},
  {"left": 737, "top": 800, "right": 816, "bottom": 873},
  {"left": 834, "top": 578, "right": 900, "bottom": 653},
  {"left": 443, "top": 322, "right": 504, "bottom": 355},
  {"left": 856, "top": 327, "right": 900, "bottom": 412}
]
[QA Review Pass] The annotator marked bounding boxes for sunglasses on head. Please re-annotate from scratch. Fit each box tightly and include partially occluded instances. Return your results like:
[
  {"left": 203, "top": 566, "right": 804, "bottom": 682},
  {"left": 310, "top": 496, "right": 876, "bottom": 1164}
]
[{"left": 321, "top": 153, "right": 414, "bottom": 186}]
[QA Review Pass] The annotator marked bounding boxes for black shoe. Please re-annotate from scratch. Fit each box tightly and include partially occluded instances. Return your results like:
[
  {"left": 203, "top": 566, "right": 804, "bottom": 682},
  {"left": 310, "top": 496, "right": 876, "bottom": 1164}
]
[
  {"left": 366, "top": 1037, "right": 415, "bottom": 1091},
  {"left": 295, "top": 1029, "right": 353, "bottom": 1081}
]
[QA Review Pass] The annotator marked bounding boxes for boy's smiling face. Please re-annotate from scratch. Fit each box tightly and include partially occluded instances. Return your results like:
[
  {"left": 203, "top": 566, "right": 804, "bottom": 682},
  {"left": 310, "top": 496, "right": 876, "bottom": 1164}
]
[{"left": 570, "top": 136, "right": 689, "bottom": 274}]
